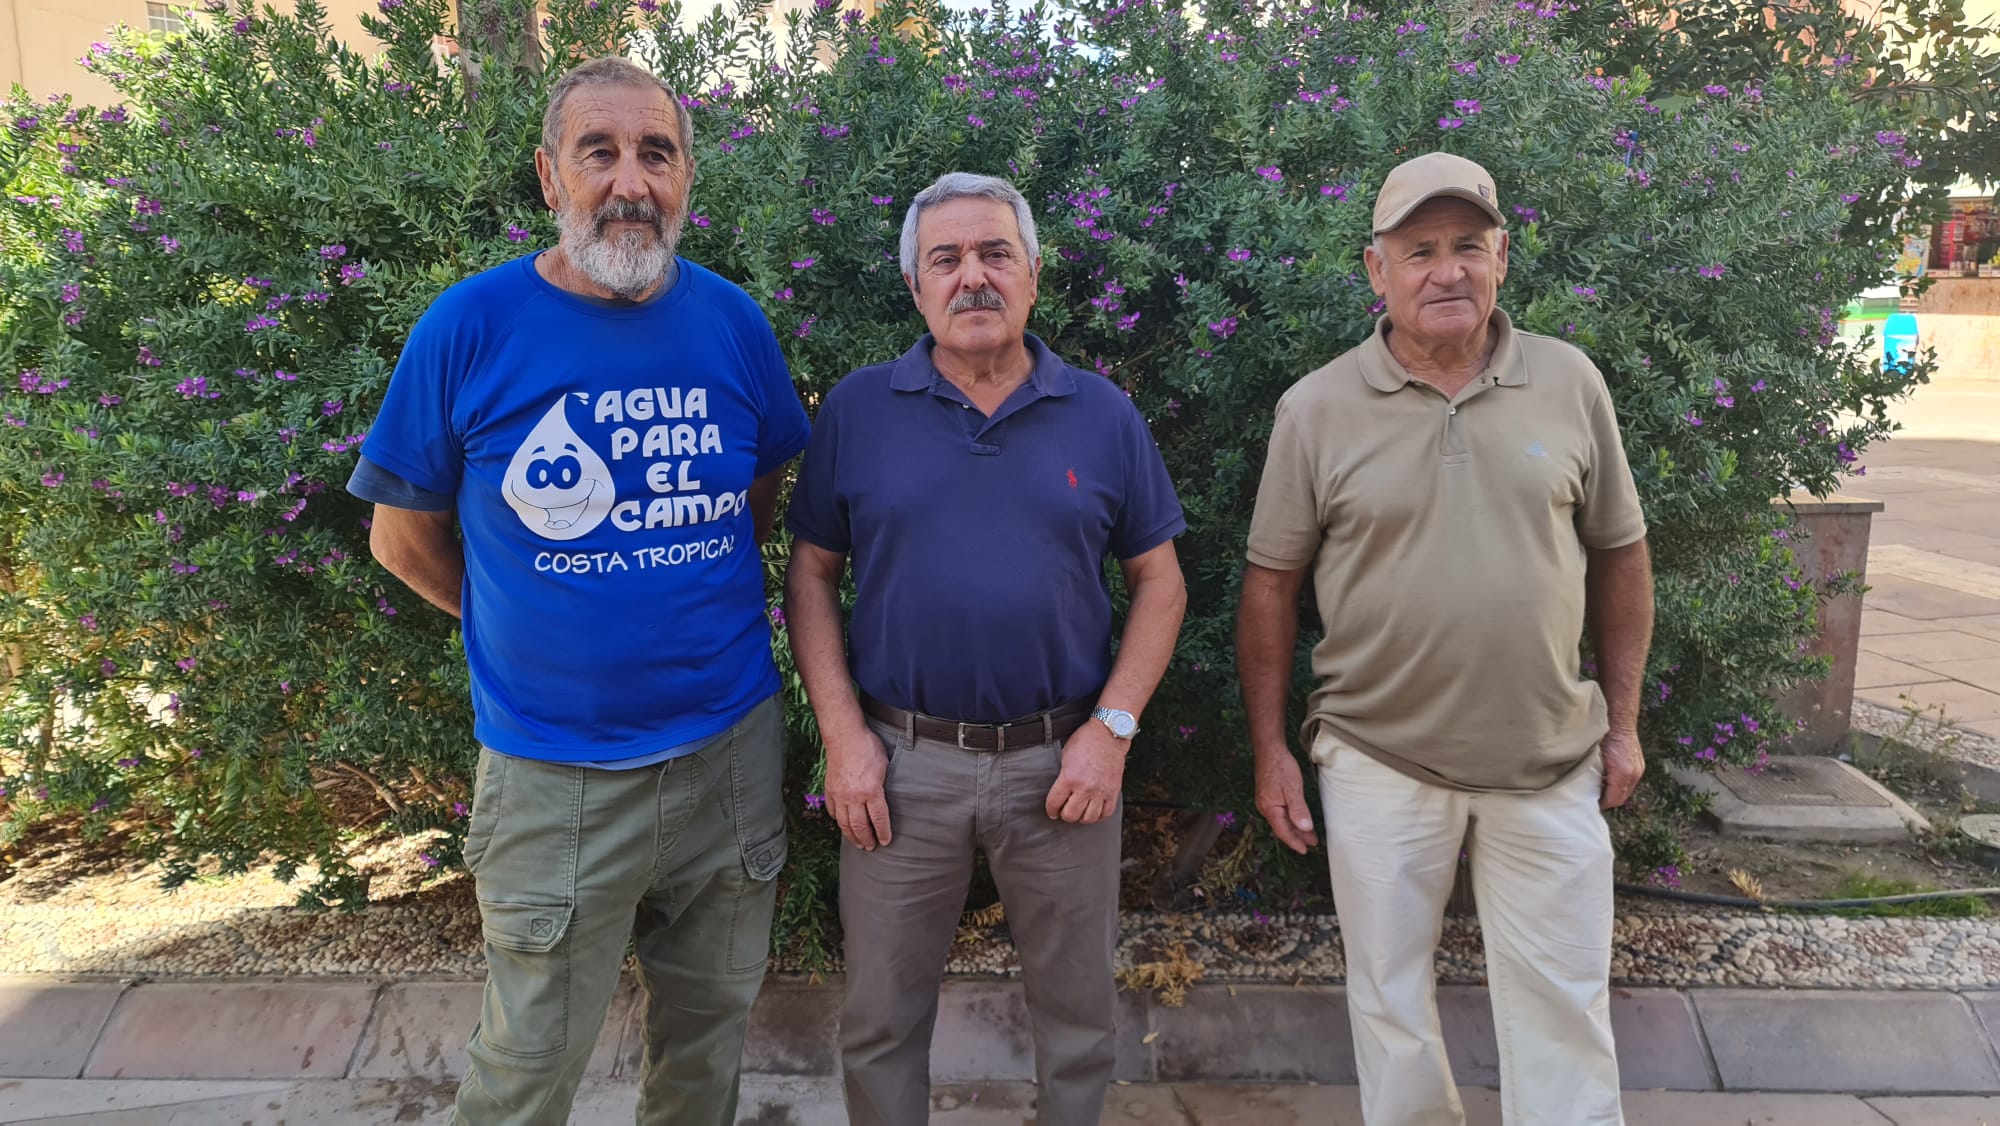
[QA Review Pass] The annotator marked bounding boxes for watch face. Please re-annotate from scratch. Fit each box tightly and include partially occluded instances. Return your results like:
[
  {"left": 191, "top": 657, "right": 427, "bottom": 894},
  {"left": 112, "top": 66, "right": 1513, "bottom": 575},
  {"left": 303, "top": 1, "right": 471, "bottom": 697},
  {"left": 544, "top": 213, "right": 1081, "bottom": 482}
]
[{"left": 1106, "top": 711, "right": 1137, "bottom": 738}]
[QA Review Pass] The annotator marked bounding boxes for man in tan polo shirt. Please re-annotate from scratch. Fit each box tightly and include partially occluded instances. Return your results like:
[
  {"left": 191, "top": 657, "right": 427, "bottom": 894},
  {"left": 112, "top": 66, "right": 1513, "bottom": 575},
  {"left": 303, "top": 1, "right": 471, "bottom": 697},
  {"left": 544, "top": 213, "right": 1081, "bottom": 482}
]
[{"left": 1237, "top": 152, "right": 1655, "bottom": 1126}]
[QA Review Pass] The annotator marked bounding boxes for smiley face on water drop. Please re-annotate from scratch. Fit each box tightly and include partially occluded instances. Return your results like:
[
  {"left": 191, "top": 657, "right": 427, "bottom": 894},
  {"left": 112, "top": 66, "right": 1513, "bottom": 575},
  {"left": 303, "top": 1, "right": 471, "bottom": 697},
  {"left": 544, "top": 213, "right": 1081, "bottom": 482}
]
[{"left": 503, "top": 397, "right": 615, "bottom": 541}]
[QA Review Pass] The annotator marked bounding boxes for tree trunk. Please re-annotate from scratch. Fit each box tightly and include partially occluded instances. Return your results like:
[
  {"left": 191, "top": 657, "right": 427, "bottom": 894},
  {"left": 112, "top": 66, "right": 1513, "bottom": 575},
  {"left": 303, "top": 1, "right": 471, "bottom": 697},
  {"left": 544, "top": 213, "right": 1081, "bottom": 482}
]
[{"left": 455, "top": 0, "right": 544, "bottom": 97}]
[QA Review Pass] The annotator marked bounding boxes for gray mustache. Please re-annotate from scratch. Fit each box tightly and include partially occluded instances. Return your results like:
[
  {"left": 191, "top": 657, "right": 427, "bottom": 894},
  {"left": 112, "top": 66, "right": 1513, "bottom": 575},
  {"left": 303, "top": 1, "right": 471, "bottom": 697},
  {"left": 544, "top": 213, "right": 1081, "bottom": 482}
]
[
  {"left": 594, "top": 199, "right": 663, "bottom": 237},
  {"left": 948, "top": 287, "right": 1006, "bottom": 313}
]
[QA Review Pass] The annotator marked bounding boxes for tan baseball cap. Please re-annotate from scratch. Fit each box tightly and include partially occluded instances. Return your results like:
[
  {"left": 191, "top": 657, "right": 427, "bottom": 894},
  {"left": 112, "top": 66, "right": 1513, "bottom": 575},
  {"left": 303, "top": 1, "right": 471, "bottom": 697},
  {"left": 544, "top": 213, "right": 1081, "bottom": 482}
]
[{"left": 1372, "top": 152, "right": 1505, "bottom": 235}]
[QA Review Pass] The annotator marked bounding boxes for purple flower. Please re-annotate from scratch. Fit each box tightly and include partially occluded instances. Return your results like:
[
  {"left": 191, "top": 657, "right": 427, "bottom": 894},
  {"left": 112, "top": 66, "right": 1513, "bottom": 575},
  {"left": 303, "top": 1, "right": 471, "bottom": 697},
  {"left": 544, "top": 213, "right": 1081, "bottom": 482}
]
[
  {"left": 1178, "top": 725, "right": 1198, "bottom": 739},
  {"left": 100, "top": 658, "right": 118, "bottom": 676},
  {"left": 1875, "top": 130, "right": 1905, "bottom": 147},
  {"left": 1438, "top": 116, "right": 1466, "bottom": 130},
  {"left": 39, "top": 470, "right": 64, "bottom": 487},
  {"left": 59, "top": 229, "right": 84, "bottom": 253},
  {"left": 1117, "top": 311, "right": 1141, "bottom": 331},
  {"left": 12, "top": 115, "right": 37, "bottom": 132},
  {"left": 1254, "top": 165, "right": 1283, "bottom": 182},
  {"left": 1496, "top": 52, "right": 1521, "bottom": 66},
  {"left": 773, "top": 286, "right": 794, "bottom": 301},
  {"left": 1208, "top": 316, "right": 1239, "bottom": 338},
  {"left": 1684, "top": 410, "right": 1703, "bottom": 427},
  {"left": 1214, "top": 811, "right": 1237, "bottom": 828},
  {"left": 319, "top": 244, "right": 347, "bottom": 260},
  {"left": 870, "top": 195, "right": 895, "bottom": 206},
  {"left": 175, "top": 655, "right": 198, "bottom": 671},
  {"left": 157, "top": 235, "right": 181, "bottom": 253},
  {"left": 379, "top": 0, "right": 404, "bottom": 9},
  {"left": 100, "top": 106, "right": 128, "bottom": 124},
  {"left": 321, "top": 399, "right": 344, "bottom": 417},
  {"left": 690, "top": 214, "right": 711, "bottom": 228},
  {"left": 339, "top": 263, "right": 365, "bottom": 285},
  {"left": 1226, "top": 248, "right": 1251, "bottom": 262},
  {"left": 1697, "top": 262, "right": 1727, "bottom": 280},
  {"left": 1840, "top": 192, "right": 1861, "bottom": 204},
  {"left": 791, "top": 256, "right": 817, "bottom": 270},
  {"left": 818, "top": 124, "right": 850, "bottom": 139},
  {"left": 811, "top": 208, "right": 837, "bottom": 225},
  {"left": 1702, "top": 84, "right": 1730, "bottom": 98},
  {"left": 966, "top": 114, "right": 987, "bottom": 128},
  {"left": 1572, "top": 284, "right": 1597, "bottom": 299},
  {"left": 1750, "top": 379, "right": 1768, "bottom": 392},
  {"left": 795, "top": 314, "right": 818, "bottom": 338},
  {"left": 1395, "top": 19, "right": 1427, "bottom": 34},
  {"left": 1453, "top": 60, "right": 1478, "bottom": 75},
  {"left": 1452, "top": 99, "right": 1482, "bottom": 114},
  {"left": 244, "top": 314, "right": 280, "bottom": 332},
  {"left": 804, "top": 793, "right": 826, "bottom": 811}
]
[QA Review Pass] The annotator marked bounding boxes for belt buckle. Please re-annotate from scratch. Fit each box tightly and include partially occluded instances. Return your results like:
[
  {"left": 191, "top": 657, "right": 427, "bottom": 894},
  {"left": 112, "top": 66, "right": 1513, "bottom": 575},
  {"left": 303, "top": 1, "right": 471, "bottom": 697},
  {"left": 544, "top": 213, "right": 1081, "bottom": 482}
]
[{"left": 957, "top": 722, "right": 973, "bottom": 751}]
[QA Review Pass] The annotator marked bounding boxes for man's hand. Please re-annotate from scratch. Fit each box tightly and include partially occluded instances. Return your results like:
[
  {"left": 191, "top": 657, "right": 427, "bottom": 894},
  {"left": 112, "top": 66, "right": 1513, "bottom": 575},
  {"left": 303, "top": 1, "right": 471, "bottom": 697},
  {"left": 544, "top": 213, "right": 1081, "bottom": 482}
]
[
  {"left": 824, "top": 724, "right": 893, "bottom": 850},
  {"left": 1599, "top": 728, "right": 1645, "bottom": 810},
  {"left": 1046, "top": 720, "right": 1128, "bottom": 824},
  {"left": 1255, "top": 748, "right": 1320, "bottom": 854}
]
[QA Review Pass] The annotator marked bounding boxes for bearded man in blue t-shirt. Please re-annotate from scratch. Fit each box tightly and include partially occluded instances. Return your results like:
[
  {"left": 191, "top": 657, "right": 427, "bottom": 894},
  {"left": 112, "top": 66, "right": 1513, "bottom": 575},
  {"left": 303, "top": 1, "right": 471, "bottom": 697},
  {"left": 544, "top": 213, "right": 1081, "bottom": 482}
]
[{"left": 348, "top": 57, "right": 809, "bottom": 1126}]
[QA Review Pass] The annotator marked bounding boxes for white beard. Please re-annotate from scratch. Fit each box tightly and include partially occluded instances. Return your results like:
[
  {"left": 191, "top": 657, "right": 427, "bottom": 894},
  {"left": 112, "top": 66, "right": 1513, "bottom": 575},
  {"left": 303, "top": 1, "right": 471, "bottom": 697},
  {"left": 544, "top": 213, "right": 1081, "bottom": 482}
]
[{"left": 557, "top": 197, "right": 683, "bottom": 299}]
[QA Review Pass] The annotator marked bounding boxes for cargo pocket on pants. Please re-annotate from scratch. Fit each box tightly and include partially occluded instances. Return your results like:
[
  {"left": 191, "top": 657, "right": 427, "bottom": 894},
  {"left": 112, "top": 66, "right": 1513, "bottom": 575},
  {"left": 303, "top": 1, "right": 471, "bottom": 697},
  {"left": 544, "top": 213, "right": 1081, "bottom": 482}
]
[
  {"left": 726, "top": 828, "right": 786, "bottom": 974},
  {"left": 474, "top": 896, "right": 576, "bottom": 1059}
]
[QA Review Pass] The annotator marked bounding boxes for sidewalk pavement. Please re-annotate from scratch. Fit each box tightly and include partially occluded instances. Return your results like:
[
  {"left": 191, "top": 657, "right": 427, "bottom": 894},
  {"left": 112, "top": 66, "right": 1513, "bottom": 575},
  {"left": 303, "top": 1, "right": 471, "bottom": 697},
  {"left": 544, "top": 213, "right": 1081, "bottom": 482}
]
[
  {"left": 1, "top": 1076, "right": 1996, "bottom": 1125},
  {"left": 1845, "top": 379, "right": 2000, "bottom": 738},
  {"left": 6, "top": 976, "right": 2000, "bottom": 1123}
]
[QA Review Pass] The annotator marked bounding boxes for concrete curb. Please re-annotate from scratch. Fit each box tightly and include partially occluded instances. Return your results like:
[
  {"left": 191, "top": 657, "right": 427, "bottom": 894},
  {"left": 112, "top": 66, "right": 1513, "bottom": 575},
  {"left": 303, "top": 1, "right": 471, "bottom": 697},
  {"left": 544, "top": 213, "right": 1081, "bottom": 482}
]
[{"left": 5, "top": 976, "right": 2000, "bottom": 1096}]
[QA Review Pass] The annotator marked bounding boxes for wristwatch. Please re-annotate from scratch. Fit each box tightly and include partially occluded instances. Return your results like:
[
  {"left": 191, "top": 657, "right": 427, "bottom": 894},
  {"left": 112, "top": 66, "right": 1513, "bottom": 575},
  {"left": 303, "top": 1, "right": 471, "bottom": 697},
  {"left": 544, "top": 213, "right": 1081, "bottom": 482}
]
[{"left": 1091, "top": 706, "right": 1139, "bottom": 740}]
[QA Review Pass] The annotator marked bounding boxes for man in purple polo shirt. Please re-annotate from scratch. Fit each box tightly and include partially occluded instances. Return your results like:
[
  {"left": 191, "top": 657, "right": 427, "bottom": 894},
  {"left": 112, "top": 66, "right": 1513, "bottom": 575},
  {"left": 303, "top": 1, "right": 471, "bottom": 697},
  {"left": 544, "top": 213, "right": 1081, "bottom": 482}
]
[{"left": 784, "top": 172, "right": 1188, "bottom": 1126}]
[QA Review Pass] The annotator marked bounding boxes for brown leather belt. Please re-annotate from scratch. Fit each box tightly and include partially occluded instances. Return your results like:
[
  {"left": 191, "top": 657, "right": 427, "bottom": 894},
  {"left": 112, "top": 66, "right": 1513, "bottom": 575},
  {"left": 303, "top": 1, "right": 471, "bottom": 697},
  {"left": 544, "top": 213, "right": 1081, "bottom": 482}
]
[{"left": 860, "top": 695, "right": 1094, "bottom": 753}]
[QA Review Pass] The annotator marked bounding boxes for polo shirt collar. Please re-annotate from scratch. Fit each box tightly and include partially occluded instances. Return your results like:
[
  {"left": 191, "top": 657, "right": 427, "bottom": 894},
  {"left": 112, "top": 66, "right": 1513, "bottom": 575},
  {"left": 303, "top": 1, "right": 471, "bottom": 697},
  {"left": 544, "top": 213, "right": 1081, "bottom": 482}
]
[
  {"left": 1358, "top": 307, "right": 1526, "bottom": 392},
  {"left": 888, "top": 333, "right": 1079, "bottom": 397}
]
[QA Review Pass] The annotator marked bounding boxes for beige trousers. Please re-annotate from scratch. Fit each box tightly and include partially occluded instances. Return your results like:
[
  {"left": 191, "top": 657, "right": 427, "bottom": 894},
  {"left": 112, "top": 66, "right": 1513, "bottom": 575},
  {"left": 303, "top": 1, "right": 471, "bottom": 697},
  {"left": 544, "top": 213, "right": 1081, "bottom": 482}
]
[{"left": 1315, "top": 731, "right": 1624, "bottom": 1126}]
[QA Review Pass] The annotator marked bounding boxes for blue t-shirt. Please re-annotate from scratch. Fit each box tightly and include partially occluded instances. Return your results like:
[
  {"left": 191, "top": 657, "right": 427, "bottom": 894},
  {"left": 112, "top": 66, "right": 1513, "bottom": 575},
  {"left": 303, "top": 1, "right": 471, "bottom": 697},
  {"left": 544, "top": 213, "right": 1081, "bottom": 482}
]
[
  {"left": 355, "top": 253, "right": 811, "bottom": 762},
  {"left": 787, "top": 334, "right": 1185, "bottom": 723}
]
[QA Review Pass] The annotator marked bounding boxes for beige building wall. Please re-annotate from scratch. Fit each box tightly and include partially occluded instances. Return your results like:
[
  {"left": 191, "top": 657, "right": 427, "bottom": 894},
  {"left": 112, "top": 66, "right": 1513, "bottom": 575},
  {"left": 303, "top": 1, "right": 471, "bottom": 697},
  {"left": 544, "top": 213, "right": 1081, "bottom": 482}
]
[{"left": 0, "top": 0, "right": 390, "bottom": 105}]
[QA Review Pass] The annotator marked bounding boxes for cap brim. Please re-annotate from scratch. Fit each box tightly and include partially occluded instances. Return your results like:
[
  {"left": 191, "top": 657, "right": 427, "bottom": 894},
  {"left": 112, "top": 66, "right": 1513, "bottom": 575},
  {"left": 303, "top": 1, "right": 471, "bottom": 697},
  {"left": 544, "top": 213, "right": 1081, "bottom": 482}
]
[{"left": 1374, "top": 187, "right": 1505, "bottom": 235}]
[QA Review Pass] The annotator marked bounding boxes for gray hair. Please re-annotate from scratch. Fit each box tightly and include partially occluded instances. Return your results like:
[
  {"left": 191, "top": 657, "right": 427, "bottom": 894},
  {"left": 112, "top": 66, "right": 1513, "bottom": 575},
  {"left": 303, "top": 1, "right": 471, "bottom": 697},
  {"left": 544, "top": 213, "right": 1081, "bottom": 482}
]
[
  {"left": 899, "top": 172, "right": 1041, "bottom": 279},
  {"left": 541, "top": 57, "right": 692, "bottom": 164}
]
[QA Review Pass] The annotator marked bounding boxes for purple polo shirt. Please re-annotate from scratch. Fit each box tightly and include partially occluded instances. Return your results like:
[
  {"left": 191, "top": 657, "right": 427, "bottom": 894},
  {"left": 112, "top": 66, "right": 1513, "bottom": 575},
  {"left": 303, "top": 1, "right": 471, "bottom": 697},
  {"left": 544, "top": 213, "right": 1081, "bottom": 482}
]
[{"left": 787, "top": 334, "right": 1185, "bottom": 724}]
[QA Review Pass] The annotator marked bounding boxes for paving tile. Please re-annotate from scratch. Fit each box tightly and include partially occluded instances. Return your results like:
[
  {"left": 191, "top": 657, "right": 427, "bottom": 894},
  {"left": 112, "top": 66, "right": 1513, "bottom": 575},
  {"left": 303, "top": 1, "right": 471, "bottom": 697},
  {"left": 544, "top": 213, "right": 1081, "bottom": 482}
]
[
  {"left": 1932, "top": 658, "right": 2000, "bottom": 693},
  {"left": 350, "top": 981, "right": 482, "bottom": 1080},
  {"left": 1854, "top": 652, "right": 1950, "bottom": 690},
  {"left": 1958, "top": 616, "right": 2000, "bottom": 643},
  {"left": 1620, "top": 1091, "right": 1890, "bottom": 1125},
  {"left": 1174, "top": 1083, "right": 1365, "bottom": 1125},
  {"left": 1692, "top": 990, "right": 2000, "bottom": 1094},
  {"left": 1151, "top": 985, "right": 1354, "bottom": 1083},
  {"left": 84, "top": 981, "right": 380, "bottom": 1080},
  {"left": 1864, "top": 575, "right": 2000, "bottom": 622},
  {"left": 929, "top": 980, "right": 1035, "bottom": 1082},
  {"left": 740, "top": 980, "right": 841, "bottom": 1077},
  {"left": 1610, "top": 988, "right": 1716, "bottom": 1091},
  {"left": 1968, "top": 720, "right": 2000, "bottom": 741},
  {"left": 1858, "top": 681, "right": 2000, "bottom": 723},
  {"left": 0, "top": 981, "right": 126, "bottom": 1078},
  {"left": 1861, "top": 631, "right": 2000, "bottom": 666},
  {"left": 1869, "top": 1096, "right": 2000, "bottom": 1124},
  {"left": 1862, "top": 609, "right": 1951, "bottom": 637},
  {"left": 0, "top": 1079, "right": 303, "bottom": 1122},
  {"left": 1436, "top": 985, "right": 1500, "bottom": 1086}
]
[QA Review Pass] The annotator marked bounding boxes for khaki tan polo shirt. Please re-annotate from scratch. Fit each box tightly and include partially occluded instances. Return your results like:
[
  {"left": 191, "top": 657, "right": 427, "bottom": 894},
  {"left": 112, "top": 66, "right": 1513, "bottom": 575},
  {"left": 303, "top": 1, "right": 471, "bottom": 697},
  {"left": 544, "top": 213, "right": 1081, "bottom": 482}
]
[{"left": 1246, "top": 309, "right": 1648, "bottom": 793}]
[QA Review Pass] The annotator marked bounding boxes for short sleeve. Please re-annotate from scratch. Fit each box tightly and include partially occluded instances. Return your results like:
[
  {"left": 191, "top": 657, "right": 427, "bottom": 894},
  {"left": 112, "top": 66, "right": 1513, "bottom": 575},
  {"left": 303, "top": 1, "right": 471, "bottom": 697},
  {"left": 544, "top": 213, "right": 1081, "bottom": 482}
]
[
  {"left": 1245, "top": 395, "right": 1325, "bottom": 570},
  {"left": 785, "top": 390, "right": 849, "bottom": 553},
  {"left": 358, "top": 304, "right": 466, "bottom": 498},
  {"left": 1110, "top": 398, "right": 1186, "bottom": 560},
  {"left": 751, "top": 318, "right": 811, "bottom": 477},
  {"left": 1576, "top": 374, "right": 1648, "bottom": 549},
  {"left": 347, "top": 456, "right": 453, "bottom": 511}
]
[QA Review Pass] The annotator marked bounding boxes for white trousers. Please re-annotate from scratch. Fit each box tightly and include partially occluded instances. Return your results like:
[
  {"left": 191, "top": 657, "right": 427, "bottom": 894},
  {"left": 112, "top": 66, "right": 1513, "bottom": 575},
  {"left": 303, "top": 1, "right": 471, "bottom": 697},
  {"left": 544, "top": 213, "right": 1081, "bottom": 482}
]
[{"left": 1315, "top": 732, "right": 1624, "bottom": 1126}]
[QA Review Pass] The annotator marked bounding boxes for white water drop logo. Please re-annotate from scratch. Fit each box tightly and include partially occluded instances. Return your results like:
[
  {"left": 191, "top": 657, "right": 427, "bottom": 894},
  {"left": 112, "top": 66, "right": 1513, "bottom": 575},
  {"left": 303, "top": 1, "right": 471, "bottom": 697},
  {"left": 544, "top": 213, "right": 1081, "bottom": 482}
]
[{"left": 503, "top": 397, "right": 615, "bottom": 541}]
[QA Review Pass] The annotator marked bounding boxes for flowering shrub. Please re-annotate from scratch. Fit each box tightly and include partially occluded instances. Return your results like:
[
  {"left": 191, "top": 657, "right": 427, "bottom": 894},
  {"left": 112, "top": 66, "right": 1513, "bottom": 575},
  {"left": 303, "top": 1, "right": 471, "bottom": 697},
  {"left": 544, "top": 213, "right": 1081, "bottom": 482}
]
[{"left": 0, "top": 0, "right": 1948, "bottom": 934}]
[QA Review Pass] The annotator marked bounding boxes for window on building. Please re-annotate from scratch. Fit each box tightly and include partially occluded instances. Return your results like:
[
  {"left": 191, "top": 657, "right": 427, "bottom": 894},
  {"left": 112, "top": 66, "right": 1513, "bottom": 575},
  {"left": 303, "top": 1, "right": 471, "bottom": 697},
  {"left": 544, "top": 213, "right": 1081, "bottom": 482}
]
[{"left": 146, "top": 2, "right": 185, "bottom": 35}]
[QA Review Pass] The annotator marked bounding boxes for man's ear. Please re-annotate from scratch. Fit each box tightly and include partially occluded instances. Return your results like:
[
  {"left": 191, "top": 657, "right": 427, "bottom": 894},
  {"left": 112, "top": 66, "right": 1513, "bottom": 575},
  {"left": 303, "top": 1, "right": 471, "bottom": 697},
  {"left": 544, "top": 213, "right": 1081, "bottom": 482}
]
[
  {"left": 1363, "top": 243, "right": 1388, "bottom": 296},
  {"left": 904, "top": 270, "right": 920, "bottom": 300},
  {"left": 534, "top": 148, "right": 561, "bottom": 212}
]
